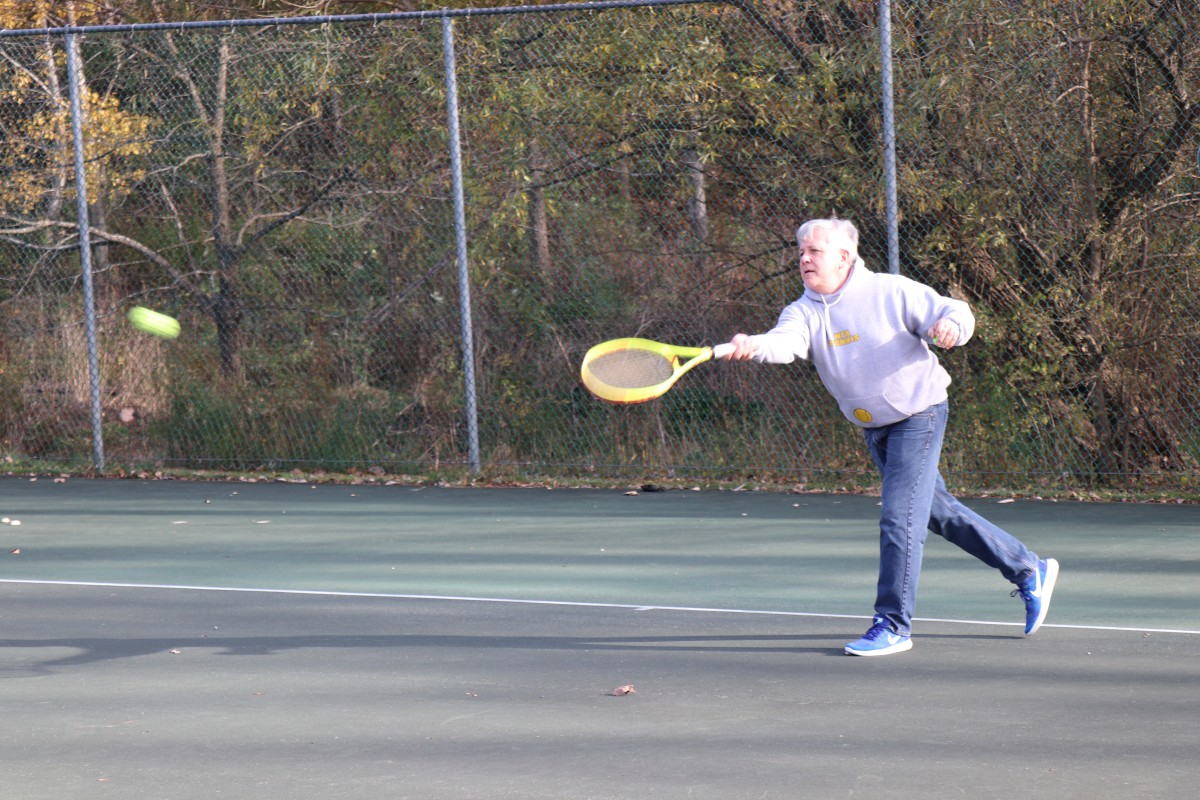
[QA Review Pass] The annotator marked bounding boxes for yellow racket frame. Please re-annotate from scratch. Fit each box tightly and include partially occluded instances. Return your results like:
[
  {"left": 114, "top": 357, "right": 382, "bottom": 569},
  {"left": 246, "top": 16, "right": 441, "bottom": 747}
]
[{"left": 580, "top": 337, "right": 734, "bottom": 404}]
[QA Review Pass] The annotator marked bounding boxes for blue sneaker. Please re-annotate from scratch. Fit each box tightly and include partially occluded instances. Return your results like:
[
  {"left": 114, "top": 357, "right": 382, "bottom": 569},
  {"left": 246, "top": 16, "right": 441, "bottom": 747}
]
[
  {"left": 844, "top": 617, "right": 913, "bottom": 657},
  {"left": 1013, "top": 558, "right": 1059, "bottom": 636}
]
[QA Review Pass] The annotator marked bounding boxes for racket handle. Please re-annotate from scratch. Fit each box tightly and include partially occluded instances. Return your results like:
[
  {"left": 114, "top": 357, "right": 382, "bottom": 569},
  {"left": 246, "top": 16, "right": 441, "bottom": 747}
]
[{"left": 711, "top": 342, "right": 736, "bottom": 360}]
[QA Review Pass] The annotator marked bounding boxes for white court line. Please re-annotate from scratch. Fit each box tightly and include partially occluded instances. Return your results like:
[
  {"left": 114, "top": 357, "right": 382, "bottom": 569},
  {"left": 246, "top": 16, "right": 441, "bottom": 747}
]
[{"left": 3, "top": 578, "right": 1199, "bottom": 636}]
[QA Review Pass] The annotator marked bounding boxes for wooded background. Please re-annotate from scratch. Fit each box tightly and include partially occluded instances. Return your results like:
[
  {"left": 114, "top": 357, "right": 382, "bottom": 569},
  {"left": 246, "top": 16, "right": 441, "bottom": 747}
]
[{"left": 1, "top": 0, "right": 1198, "bottom": 495}]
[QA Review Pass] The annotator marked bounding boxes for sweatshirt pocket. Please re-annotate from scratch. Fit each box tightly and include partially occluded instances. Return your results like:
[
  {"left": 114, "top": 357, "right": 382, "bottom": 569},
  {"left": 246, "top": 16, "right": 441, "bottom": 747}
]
[{"left": 838, "top": 393, "right": 911, "bottom": 428}]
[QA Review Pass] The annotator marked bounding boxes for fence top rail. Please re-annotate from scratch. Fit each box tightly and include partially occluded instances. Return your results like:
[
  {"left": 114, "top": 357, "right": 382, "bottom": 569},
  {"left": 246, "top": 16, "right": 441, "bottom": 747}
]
[{"left": 0, "top": 0, "right": 718, "bottom": 38}]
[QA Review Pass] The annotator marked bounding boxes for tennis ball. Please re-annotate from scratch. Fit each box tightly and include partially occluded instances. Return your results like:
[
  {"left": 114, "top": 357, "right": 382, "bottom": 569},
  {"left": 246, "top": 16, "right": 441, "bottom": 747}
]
[{"left": 127, "top": 306, "right": 180, "bottom": 339}]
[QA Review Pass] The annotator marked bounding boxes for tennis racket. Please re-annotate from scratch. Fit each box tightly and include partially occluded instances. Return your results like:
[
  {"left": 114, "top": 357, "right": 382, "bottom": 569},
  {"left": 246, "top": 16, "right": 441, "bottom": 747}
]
[{"left": 580, "top": 337, "right": 735, "bottom": 404}]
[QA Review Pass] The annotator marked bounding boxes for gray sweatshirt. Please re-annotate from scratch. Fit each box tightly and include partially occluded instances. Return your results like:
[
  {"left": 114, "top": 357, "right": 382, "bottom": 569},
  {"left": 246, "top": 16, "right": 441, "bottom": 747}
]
[{"left": 748, "top": 260, "right": 975, "bottom": 428}]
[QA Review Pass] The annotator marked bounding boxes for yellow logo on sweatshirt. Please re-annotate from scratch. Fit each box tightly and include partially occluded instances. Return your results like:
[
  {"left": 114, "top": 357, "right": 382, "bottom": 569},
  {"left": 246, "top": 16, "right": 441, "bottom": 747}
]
[
  {"left": 854, "top": 408, "right": 873, "bottom": 423},
  {"left": 829, "top": 330, "right": 860, "bottom": 347}
]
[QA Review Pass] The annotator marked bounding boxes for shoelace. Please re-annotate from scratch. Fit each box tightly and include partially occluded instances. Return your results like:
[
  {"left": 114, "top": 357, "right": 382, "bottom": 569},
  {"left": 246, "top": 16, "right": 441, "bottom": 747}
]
[
  {"left": 1010, "top": 582, "right": 1034, "bottom": 602},
  {"left": 865, "top": 620, "right": 894, "bottom": 639}
]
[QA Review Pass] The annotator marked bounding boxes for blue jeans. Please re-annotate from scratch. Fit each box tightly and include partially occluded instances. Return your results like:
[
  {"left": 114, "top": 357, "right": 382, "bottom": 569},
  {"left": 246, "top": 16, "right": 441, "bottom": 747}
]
[{"left": 862, "top": 401, "right": 1039, "bottom": 635}]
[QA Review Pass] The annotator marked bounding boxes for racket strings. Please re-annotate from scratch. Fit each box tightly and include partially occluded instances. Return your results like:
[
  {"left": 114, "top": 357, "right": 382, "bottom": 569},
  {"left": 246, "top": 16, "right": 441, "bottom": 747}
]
[{"left": 584, "top": 349, "right": 675, "bottom": 390}]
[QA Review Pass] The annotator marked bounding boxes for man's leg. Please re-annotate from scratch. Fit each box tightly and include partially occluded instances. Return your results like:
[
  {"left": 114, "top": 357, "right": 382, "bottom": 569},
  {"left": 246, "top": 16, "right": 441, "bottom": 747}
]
[
  {"left": 926, "top": 441, "right": 1058, "bottom": 635},
  {"left": 860, "top": 403, "right": 945, "bottom": 637},
  {"left": 928, "top": 476, "right": 1038, "bottom": 583}
]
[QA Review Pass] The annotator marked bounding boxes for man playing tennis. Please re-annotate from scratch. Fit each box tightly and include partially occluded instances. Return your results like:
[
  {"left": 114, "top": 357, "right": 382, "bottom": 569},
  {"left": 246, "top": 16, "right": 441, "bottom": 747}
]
[{"left": 724, "top": 217, "right": 1058, "bottom": 656}]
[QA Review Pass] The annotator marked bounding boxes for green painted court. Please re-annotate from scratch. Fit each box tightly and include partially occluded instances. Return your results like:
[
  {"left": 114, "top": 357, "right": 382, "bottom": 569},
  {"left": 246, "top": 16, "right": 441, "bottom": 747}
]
[{"left": 2, "top": 477, "right": 1197, "bottom": 799}]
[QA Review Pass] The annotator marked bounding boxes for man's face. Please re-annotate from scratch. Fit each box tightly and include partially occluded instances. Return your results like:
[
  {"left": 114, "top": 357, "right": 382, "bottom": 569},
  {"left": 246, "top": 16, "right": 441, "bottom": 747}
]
[{"left": 798, "top": 228, "right": 852, "bottom": 294}]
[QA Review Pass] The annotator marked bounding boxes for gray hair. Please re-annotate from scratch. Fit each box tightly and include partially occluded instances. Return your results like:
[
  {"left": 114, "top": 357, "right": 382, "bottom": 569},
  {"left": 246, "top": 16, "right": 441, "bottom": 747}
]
[{"left": 796, "top": 217, "right": 859, "bottom": 261}]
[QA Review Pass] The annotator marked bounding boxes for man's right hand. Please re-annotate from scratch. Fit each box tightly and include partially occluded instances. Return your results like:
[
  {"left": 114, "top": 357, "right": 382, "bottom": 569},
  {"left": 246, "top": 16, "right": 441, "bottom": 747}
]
[{"left": 724, "top": 333, "right": 759, "bottom": 360}]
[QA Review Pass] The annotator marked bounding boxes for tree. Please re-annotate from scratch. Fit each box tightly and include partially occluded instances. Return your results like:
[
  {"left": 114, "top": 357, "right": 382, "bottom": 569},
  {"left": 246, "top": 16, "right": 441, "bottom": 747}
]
[
  {"left": 894, "top": 0, "right": 1200, "bottom": 480},
  {"left": 0, "top": 0, "right": 154, "bottom": 298}
]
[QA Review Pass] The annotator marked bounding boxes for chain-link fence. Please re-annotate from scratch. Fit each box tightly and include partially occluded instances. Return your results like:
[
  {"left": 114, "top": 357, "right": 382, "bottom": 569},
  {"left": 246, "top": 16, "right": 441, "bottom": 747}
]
[{"left": 1, "top": 0, "right": 1198, "bottom": 495}]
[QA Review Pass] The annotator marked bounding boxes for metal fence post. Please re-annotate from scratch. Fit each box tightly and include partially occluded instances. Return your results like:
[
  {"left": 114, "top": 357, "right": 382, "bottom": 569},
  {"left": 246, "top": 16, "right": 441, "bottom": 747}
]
[
  {"left": 442, "top": 13, "right": 482, "bottom": 474},
  {"left": 879, "top": 0, "right": 899, "bottom": 275},
  {"left": 65, "top": 31, "right": 106, "bottom": 473}
]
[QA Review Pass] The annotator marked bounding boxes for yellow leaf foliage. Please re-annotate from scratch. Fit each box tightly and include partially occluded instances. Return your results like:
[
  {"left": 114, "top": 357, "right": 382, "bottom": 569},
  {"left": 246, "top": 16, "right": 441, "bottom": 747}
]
[
  {"left": 0, "top": 80, "right": 155, "bottom": 214},
  {"left": 0, "top": 0, "right": 106, "bottom": 29}
]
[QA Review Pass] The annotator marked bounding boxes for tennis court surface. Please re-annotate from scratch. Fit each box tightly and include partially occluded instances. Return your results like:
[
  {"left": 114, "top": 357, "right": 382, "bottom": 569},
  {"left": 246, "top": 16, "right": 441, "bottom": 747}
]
[{"left": 1, "top": 476, "right": 1197, "bottom": 799}]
